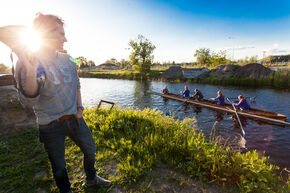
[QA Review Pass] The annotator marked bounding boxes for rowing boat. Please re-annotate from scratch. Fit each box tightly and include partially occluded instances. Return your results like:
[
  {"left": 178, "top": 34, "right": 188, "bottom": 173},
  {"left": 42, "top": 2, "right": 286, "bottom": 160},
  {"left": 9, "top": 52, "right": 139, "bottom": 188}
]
[{"left": 161, "top": 93, "right": 290, "bottom": 126}]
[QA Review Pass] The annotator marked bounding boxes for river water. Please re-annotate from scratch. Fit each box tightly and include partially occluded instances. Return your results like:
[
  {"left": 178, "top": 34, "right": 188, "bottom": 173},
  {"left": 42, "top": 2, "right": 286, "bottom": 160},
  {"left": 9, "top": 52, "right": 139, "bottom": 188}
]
[{"left": 81, "top": 78, "right": 290, "bottom": 169}]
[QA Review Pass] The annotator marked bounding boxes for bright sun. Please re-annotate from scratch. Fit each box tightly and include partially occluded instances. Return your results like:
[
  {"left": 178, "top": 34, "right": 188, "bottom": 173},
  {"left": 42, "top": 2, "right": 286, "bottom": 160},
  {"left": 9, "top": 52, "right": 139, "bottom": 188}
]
[{"left": 20, "top": 28, "right": 42, "bottom": 52}]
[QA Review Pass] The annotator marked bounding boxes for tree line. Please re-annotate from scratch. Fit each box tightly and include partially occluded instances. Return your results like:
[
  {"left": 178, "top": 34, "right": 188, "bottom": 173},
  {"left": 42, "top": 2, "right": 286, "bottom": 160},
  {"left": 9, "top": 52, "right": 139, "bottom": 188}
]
[
  {"left": 1, "top": 35, "right": 288, "bottom": 75},
  {"left": 75, "top": 35, "right": 265, "bottom": 73}
]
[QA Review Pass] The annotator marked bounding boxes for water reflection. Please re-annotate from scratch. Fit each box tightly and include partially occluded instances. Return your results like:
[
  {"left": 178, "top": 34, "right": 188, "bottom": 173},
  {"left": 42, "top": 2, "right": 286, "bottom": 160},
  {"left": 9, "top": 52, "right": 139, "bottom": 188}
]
[
  {"left": 214, "top": 111, "right": 224, "bottom": 122},
  {"left": 191, "top": 105, "right": 202, "bottom": 115},
  {"left": 162, "top": 97, "right": 169, "bottom": 104},
  {"left": 232, "top": 116, "right": 249, "bottom": 129}
]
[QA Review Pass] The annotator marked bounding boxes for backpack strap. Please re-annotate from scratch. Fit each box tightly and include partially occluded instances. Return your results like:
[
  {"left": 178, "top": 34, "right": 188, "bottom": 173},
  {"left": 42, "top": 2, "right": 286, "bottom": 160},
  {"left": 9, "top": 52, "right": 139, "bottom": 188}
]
[{"left": 10, "top": 51, "right": 17, "bottom": 89}]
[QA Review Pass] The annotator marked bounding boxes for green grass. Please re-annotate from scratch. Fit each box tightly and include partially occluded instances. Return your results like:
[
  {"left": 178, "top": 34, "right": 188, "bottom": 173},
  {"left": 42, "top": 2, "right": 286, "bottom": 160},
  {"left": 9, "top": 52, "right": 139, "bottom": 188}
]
[
  {"left": 78, "top": 69, "right": 164, "bottom": 81},
  {"left": 0, "top": 129, "right": 53, "bottom": 193},
  {"left": 0, "top": 107, "right": 289, "bottom": 192}
]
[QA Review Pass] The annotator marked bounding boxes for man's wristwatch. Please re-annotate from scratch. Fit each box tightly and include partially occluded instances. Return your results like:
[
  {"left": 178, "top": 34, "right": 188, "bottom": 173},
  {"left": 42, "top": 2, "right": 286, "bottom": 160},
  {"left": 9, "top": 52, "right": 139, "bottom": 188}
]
[{"left": 77, "top": 105, "right": 84, "bottom": 111}]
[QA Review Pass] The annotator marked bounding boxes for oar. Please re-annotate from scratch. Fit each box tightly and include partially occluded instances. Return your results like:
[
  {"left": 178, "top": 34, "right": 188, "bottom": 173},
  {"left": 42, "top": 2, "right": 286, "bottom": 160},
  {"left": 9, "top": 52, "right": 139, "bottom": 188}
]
[
  {"left": 146, "top": 90, "right": 190, "bottom": 116},
  {"left": 226, "top": 98, "right": 246, "bottom": 139},
  {"left": 146, "top": 90, "right": 161, "bottom": 95},
  {"left": 145, "top": 90, "right": 184, "bottom": 116},
  {"left": 166, "top": 97, "right": 191, "bottom": 116}
]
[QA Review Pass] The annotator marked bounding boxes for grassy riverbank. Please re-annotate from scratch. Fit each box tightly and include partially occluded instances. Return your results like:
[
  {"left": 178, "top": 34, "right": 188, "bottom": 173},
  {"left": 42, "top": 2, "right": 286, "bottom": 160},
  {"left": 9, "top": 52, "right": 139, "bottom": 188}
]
[
  {"left": 191, "top": 69, "right": 290, "bottom": 89},
  {"left": 0, "top": 107, "right": 289, "bottom": 192},
  {"left": 79, "top": 69, "right": 289, "bottom": 89},
  {"left": 78, "top": 69, "right": 163, "bottom": 81}
]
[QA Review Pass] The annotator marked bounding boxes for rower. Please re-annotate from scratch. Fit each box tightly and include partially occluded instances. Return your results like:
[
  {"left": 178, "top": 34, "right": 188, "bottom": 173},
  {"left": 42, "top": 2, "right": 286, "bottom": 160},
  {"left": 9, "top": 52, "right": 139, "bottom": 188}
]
[
  {"left": 191, "top": 88, "right": 203, "bottom": 101},
  {"left": 162, "top": 86, "right": 169, "bottom": 94},
  {"left": 211, "top": 90, "right": 225, "bottom": 105},
  {"left": 234, "top": 95, "right": 251, "bottom": 110},
  {"left": 181, "top": 85, "right": 190, "bottom": 98}
]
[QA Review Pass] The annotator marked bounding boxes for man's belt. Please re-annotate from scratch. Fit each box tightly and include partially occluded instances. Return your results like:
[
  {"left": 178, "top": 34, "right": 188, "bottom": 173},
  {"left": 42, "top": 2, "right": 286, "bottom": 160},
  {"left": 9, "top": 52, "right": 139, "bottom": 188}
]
[{"left": 55, "top": 114, "right": 75, "bottom": 122}]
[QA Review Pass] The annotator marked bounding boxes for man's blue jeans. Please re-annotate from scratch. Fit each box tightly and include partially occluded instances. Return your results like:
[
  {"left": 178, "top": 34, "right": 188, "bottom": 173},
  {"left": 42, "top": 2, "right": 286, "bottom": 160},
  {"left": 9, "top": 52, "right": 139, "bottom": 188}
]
[{"left": 39, "top": 117, "right": 96, "bottom": 193}]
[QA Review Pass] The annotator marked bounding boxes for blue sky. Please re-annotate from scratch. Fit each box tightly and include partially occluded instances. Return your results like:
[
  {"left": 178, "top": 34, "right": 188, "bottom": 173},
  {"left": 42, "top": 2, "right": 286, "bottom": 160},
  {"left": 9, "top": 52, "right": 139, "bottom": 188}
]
[{"left": 0, "top": 0, "right": 290, "bottom": 66}]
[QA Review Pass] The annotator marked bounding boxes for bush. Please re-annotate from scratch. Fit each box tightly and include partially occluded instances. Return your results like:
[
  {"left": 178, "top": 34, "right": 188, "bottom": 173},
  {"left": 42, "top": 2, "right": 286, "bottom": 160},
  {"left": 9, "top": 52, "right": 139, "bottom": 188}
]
[{"left": 86, "top": 107, "right": 288, "bottom": 192}]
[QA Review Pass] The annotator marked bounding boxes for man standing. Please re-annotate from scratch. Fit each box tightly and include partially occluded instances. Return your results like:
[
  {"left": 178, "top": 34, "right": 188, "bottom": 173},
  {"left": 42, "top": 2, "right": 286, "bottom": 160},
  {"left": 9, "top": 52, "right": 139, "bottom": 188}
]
[{"left": 1, "top": 13, "right": 110, "bottom": 193}]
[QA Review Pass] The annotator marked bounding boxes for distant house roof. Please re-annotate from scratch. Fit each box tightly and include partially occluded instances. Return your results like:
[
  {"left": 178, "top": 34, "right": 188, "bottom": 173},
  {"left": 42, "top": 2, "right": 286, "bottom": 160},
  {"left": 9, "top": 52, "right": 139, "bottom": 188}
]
[
  {"left": 98, "top": 63, "right": 119, "bottom": 69},
  {"left": 81, "top": 66, "right": 99, "bottom": 70}
]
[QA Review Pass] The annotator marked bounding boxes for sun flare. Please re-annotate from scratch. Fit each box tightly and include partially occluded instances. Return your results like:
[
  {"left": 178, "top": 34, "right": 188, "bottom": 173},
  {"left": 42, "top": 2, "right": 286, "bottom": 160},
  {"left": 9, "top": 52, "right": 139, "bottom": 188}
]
[{"left": 20, "top": 28, "right": 42, "bottom": 52}]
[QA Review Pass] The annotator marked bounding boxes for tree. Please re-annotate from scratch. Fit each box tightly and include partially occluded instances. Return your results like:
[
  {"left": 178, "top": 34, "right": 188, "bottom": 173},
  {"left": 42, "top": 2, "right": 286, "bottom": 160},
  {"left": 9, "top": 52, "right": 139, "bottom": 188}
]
[
  {"left": 0, "top": 63, "right": 11, "bottom": 74},
  {"left": 59, "top": 49, "right": 68, "bottom": 53},
  {"left": 119, "top": 59, "right": 130, "bottom": 69},
  {"left": 128, "top": 35, "right": 156, "bottom": 73},
  {"left": 87, "top": 60, "right": 95, "bottom": 67},
  {"left": 194, "top": 48, "right": 211, "bottom": 66},
  {"left": 249, "top": 55, "right": 258, "bottom": 63},
  {"left": 76, "top": 56, "right": 87, "bottom": 68},
  {"left": 105, "top": 58, "right": 118, "bottom": 64},
  {"left": 104, "top": 58, "right": 131, "bottom": 69},
  {"left": 208, "top": 50, "right": 230, "bottom": 67},
  {"left": 194, "top": 48, "right": 230, "bottom": 67},
  {"left": 76, "top": 56, "right": 95, "bottom": 69},
  {"left": 264, "top": 56, "right": 275, "bottom": 64}
]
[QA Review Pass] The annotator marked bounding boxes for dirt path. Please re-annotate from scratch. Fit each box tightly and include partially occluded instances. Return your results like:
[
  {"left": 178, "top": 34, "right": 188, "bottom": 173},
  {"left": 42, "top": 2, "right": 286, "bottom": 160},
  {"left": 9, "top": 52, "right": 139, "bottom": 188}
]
[{"left": 0, "top": 85, "right": 36, "bottom": 137}]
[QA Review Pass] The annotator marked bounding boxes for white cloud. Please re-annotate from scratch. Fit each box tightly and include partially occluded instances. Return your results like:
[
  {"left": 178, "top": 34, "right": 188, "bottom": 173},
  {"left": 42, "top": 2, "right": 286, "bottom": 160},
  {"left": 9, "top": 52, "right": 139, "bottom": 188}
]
[
  {"left": 226, "top": 45, "right": 255, "bottom": 50},
  {"left": 267, "top": 48, "right": 290, "bottom": 55},
  {"left": 264, "top": 44, "right": 290, "bottom": 55}
]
